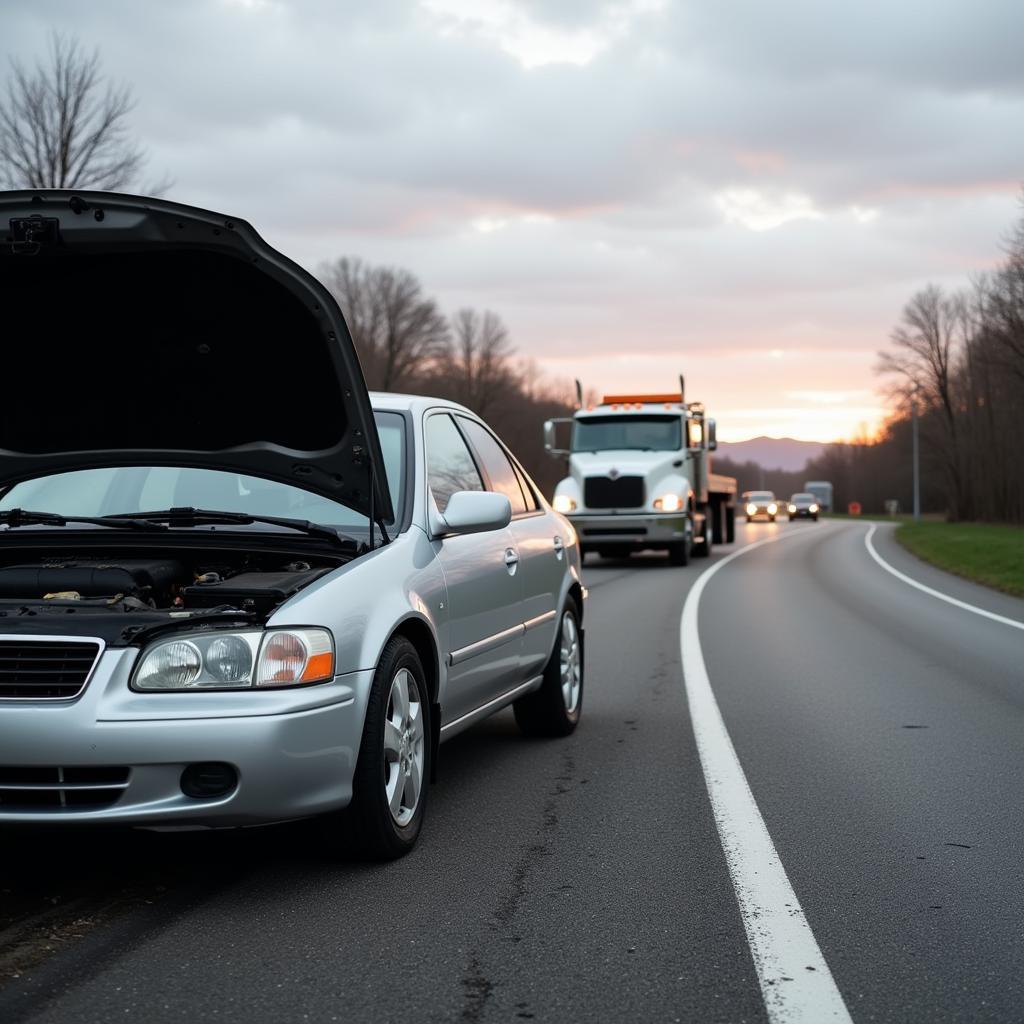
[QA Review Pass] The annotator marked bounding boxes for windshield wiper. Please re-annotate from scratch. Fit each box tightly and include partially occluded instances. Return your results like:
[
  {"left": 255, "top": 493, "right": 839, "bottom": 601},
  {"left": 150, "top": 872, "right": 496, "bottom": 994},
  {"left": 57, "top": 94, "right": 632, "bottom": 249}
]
[
  {"left": 0, "top": 508, "right": 164, "bottom": 531},
  {"left": 103, "top": 507, "right": 356, "bottom": 549}
]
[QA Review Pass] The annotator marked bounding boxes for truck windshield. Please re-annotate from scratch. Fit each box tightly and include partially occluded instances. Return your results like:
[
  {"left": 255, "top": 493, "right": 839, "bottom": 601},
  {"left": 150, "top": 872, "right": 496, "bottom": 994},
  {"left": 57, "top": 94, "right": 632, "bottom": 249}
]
[{"left": 572, "top": 415, "right": 681, "bottom": 452}]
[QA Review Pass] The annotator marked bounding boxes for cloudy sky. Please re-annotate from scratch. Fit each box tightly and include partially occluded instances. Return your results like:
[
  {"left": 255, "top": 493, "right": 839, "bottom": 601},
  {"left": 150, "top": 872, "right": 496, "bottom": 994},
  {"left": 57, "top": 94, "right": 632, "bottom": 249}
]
[{"left": 4, "top": 0, "right": 1024, "bottom": 441}]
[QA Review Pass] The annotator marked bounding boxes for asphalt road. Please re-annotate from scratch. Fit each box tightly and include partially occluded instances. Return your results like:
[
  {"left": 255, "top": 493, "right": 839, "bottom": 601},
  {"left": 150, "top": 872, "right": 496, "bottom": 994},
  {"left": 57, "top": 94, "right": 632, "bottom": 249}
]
[{"left": 2, "top": 520, "right": 1023, "bottom": 1023}]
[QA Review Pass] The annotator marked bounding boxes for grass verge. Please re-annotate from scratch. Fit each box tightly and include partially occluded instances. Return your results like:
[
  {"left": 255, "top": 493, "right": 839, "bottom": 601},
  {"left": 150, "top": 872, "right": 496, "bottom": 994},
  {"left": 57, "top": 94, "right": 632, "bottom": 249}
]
[{"left": 895, "top": 521, "right": 1024, "bottom": 598}]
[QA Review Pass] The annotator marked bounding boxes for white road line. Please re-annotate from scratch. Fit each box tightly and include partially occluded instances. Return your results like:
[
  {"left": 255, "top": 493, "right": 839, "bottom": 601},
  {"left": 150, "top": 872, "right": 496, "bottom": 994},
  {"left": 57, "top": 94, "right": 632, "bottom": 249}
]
[
  {"left": 864, "top": 524, "right": 1024, "bottom": 632},
  {"left": 680, "top": 530, "right": 853, "bottom": 1024}
]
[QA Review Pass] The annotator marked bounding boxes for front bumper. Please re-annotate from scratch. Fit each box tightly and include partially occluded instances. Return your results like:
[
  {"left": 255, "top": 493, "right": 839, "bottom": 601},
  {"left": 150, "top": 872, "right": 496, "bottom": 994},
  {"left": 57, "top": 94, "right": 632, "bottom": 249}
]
[
  {"left": 569, "top": 512, "right": 688, "bottom": 548},
  {"left": 0, "top": 646, "right": 373, "bottom": 827}
]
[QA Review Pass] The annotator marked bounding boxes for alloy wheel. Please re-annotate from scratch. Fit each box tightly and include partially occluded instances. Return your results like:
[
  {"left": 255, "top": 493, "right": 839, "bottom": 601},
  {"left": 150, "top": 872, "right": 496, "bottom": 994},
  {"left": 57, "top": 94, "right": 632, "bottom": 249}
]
[
  {"left": 559, "top": 613, "right": 582, "bottom": 713},
  {"left": 382, "top": 668, "right": 425, "bottom": 827}
]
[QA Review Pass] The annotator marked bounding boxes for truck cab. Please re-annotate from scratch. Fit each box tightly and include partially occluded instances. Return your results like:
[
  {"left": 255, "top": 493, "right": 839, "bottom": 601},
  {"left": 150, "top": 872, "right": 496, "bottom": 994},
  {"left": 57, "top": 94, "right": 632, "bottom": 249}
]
[{"left": 544, "top": 385, "right": 736, "bottom": 565}]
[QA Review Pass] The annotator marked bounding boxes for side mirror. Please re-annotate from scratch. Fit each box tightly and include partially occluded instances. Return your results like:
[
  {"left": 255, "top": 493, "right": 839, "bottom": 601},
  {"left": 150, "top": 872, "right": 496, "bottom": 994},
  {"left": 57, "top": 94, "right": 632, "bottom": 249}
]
[
  {"left": 707, "top": 418, "right": 717, "bottom": 451},
  {"left": 439, "top": 491, "right": 512, "bottom": 536},
  {"left": 686, "top": 419, "right": 704, "bottom": 449},
  {"left": 543, "top": 418, "right": 573, "bottom": 457}
]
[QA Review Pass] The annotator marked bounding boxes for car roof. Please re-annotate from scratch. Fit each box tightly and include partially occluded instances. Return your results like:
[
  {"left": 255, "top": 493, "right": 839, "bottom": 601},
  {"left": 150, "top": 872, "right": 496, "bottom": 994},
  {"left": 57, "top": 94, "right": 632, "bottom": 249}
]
[{"left": 370, "top": 392, "right": 477, "bottom": 417}]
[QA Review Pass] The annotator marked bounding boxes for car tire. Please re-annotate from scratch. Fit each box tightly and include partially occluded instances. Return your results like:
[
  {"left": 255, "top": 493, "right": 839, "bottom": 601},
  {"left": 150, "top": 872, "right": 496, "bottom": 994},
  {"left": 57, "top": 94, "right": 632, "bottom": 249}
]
[
  {"left": 789, "top": 515, "right": 794, "bottom": 521},
  {"left": 770, "top": 515, "right": 776, "bottom": 523},
  {"left": 329, "top": 635, "right": 430, "bottom": 860},
  {"left": 513, "top": 601, "right": 583, "bottom": 738}
]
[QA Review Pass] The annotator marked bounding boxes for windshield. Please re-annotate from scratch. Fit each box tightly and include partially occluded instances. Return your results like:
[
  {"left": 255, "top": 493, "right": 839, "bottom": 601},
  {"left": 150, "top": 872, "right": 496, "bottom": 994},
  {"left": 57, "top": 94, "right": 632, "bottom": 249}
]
[
  {"left": 749, "top": 491, "right": 775, "bottom": 501},
  {"left": 0, "top": 412, "right": 405, "bottom": 530},
  {"left": 792, "top": 493, "right": 814, "bottom": 502},
  {"left": 572, "top": 415, "right": 681, "bottom": 453}
]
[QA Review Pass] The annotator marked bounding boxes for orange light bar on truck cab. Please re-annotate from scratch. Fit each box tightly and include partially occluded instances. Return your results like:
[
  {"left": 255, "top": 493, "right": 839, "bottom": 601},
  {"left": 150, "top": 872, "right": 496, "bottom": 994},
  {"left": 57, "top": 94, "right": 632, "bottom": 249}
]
[{"left": 602, "top": 393, "right": 683, "bottom": 406}]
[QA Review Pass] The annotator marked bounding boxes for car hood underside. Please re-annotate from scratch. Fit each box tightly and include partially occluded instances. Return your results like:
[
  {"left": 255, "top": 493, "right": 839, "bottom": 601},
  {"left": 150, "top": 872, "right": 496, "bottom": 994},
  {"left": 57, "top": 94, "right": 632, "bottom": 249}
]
[{"left": 0, "top": 190, "right": 391, "bottom": 521}]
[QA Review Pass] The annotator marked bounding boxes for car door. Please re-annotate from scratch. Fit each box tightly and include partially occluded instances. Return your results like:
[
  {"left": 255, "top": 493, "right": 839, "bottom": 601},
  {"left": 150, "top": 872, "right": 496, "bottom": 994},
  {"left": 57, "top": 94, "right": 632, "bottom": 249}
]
[
  {"left": 456, "top": 416, "right": 563, "bottom": 680},
  {"left": 425, "top": 412, "right": 524, "bottom": 725}
]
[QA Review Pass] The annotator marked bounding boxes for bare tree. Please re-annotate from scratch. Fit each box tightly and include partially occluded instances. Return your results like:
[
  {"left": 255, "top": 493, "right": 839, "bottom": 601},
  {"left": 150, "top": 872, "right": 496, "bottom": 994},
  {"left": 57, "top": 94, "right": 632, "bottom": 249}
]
[
  {"left": 449, "top": 308, "right": 517, "bottom": 418},
  {"left": 0, "top": 33, "right": 154, "bottom": 190},
  {"left": 877, "top": 284, "right": 972, "bottom": 517},
  {"left": 320, "top": 257, "right": 450, "bottom": 391}
]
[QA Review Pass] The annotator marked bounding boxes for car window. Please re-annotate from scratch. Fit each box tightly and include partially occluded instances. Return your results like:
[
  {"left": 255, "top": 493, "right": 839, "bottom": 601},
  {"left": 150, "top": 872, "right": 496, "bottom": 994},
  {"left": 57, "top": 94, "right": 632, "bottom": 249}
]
[
  {"left": 0, "top": 413, "right": 407, "bottom": 528},
  {"left": 425, "top": 413, "right": 483, "bottom": 513},
  {"left": 512, "top": 461, "right": 539, "bottom": 512},
  {"left": 457, "top": 417, "right": 528, "bottom": 516}
]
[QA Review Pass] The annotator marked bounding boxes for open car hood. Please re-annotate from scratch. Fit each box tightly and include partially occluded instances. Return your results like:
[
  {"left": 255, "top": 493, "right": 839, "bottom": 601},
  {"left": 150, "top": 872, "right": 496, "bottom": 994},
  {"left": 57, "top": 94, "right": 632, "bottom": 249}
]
[{"left": 0, "top": 190, "right": 392, "bottom": 521}]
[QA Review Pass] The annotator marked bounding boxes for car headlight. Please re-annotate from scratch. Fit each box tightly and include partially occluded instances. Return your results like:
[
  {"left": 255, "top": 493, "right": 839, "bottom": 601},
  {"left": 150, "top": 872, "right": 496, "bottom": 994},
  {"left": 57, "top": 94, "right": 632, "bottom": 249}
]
[
  {"left": 788, "top": 504, "right": 797, "bottom": 513},
  {"left": 809, "top": 503, "right": 819, "bottom": 513},
  {"left": 132, "top": 628, "right": 335, "bottom": 691},
  {"left": 768, "top": 503, "right": 777, "bottom": 514},
  {"left": 552, "top": 494, "right": 577, "bottom": 514},
  {"left": 653, "top": 493, "right": 684, "bottom": 512},
  {"left": 746, "top": 503, "right": 757, "bottom": 515}
]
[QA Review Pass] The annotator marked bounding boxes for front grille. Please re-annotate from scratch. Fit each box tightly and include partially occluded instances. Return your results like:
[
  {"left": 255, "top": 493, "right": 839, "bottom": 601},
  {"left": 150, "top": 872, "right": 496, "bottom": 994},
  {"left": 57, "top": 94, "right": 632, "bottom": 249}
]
[
  {"left": 0, "top": 639, "right": 102, "bottom": 699},
  {"left": 0, "top": 765, "right": 130, "bottom": 810},
  {"left": 583, "top": 476, "right": 645, "bottom": 509}
]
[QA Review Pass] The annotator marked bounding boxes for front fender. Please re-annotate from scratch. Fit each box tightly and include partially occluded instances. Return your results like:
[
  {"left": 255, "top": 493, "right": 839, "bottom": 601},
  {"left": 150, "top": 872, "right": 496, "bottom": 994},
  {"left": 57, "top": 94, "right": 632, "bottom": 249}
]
[{"left": 267, "top": 526, "right": 449, "bottom": 720}]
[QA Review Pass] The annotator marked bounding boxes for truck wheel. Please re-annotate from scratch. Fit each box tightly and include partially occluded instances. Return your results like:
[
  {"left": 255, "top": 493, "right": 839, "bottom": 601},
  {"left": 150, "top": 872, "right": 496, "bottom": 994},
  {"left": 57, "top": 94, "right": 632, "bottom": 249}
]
[
  {"left": 695, "top": 513, "right": 712, "bottom": 558},
  {"left": 514, "top": 601, "right": 583, "bottom": 737},
  {"left": 668, "top": 539, "right": 689, "bottom": 566}
]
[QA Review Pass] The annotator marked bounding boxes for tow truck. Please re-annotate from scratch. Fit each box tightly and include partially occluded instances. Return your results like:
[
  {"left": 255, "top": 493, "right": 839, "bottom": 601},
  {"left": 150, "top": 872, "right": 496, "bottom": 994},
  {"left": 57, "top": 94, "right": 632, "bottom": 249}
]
[{"left": 543, "top": 378, "right": 737, "bottom": 565}]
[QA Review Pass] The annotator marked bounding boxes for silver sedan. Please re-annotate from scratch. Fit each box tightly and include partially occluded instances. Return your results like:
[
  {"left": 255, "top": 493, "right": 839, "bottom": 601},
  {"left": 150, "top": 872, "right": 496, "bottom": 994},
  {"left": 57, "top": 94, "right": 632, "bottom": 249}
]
[{"left": 0, "top": 191, "right": 584, "bottom": 859}]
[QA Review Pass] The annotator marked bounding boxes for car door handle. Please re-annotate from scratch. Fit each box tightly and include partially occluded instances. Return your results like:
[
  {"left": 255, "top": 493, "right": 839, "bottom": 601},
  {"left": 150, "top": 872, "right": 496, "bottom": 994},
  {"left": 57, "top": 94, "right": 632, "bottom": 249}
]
[
  {"left": 504, "top": 547, "right": 519, "bottom": 575},
  {"left": 553, "top": 536, "right": 565, "bottom": 560}
]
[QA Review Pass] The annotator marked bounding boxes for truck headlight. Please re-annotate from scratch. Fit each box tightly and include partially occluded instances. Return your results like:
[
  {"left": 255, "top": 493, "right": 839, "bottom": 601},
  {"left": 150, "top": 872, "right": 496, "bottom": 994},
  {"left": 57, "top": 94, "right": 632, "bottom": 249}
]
[
  {"left": 653, "top": 493, "right": 684, "bottom": 512},
  {"left": 132, "top": 628, "right": 334, "bottom": 691},
  {"left": 552, "top": 495, "right": 577, "bottom": 513}
]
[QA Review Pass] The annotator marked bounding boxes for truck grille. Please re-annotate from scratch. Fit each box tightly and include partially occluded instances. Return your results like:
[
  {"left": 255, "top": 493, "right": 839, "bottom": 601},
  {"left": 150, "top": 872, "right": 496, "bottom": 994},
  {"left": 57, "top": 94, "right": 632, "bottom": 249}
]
[
  {"left": 0, "top": 765, "right": 130, "bottom": 810},
  {"left": 0, "top": 639, "right": 102, "bottom": 699},
  {"left": 583, "top": 476, "right": 645, "bottom": 509}
]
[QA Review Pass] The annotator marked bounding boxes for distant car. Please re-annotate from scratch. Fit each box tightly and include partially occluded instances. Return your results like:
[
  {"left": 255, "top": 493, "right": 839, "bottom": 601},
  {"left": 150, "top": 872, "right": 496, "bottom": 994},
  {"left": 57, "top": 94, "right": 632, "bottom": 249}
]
[
  {"left": 787, "top": 493, "right": 820, "bottom": 521},
  {"left": 0, "top": 190, "right": 585, "bottom": 861},
  {"left": 744, "top": 490, "right": 778, "bottom": 522}
]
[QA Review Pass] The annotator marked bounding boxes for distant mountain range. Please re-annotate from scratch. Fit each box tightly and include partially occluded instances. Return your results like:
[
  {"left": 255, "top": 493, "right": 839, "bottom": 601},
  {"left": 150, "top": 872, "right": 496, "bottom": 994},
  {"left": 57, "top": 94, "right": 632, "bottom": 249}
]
[{"left": 715, "top": 436, "right": 826, "bottom": 472}]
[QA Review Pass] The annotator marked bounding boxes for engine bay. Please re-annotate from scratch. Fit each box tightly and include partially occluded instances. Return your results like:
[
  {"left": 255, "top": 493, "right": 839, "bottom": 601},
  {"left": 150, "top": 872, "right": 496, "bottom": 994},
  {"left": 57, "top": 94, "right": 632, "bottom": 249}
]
[{"left": 0, "top": 546, "right": 338, "bottom": 622}]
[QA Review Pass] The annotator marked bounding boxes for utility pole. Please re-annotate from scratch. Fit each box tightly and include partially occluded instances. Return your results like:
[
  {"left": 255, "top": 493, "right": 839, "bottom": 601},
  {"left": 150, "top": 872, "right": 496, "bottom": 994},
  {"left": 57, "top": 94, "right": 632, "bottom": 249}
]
[{"left": 911, "top": 386, "right": 921, "bottom": 520}]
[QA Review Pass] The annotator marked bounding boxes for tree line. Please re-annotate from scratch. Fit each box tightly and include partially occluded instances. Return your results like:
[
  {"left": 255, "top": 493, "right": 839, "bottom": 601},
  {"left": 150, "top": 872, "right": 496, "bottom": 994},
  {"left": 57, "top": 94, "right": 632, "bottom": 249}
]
[
  {"left": 320, "top": 257, "right": 575, "bottom": 496},
  {"left": 719, "top": 193, "right": 1024, "bottom": 522},
  {"left": 859, "top": 192, "right": 1024, "bottom": 521}
]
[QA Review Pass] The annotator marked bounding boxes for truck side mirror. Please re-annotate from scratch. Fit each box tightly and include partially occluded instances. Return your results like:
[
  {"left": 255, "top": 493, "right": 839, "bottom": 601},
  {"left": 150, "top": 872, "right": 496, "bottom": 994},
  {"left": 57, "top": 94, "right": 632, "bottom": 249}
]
[
  {"left": 543, "top": 418, "right": 572, "bottom": 457},
  {"left": 686, "top": 420, "right": 704, "bottom": 449},
  {"left": 707, "top": 418, "right": 717, "bottom": 451}
]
